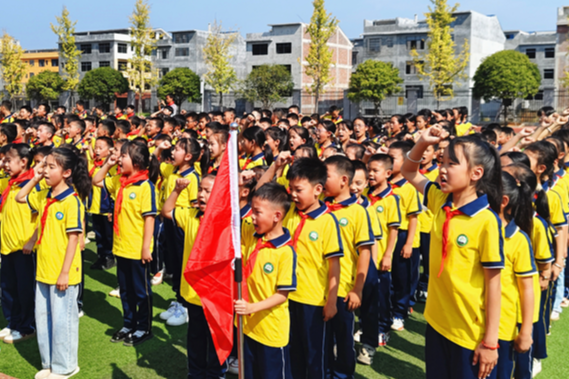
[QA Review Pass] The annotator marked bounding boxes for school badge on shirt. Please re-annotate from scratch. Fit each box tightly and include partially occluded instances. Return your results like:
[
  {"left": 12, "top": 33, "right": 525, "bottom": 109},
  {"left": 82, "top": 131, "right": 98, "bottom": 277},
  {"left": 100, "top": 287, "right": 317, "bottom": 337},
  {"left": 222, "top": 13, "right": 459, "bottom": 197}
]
[
  {"left": 263, "top": 262, "right": 274, "bottom": 274},
  {"left": 56, "top": 212, "right": 64, "bottom": 220},
  {"left": 339, "top": 218, "right": 349, "bottom": 227},
  {"left": 309, "top": 231, "right": 319, "bottom": 241},
  {"left": 456, "top": 234, "right": 468, "bottom": 247},
  {"left": 129, "top": 192, "right": 136, "bottom": 200}
]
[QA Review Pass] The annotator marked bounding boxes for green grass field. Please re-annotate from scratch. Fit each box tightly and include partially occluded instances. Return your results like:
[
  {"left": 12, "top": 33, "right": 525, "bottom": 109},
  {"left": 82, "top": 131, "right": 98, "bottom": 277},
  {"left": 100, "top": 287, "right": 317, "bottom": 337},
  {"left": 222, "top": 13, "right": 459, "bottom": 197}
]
[{"left": 1, "top": 244, "right": 568, "bottom": 378}]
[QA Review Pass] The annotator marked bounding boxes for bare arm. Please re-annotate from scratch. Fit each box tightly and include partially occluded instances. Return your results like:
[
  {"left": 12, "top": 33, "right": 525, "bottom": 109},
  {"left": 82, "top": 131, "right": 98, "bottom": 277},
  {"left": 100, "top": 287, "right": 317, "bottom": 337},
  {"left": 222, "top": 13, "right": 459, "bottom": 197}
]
[
  {"left": 323, "top": 257, "right": 340, "bottom": 321},
  {"left": 256, "top": 151, "right": 291, "bottom": 190},
  {"left": 514, "top": 276, "right": 534, "bottom": 353},
  {"left": 380, "top": 227, "right": 399, "bottom": 271},
  {"left": 56, "top": 232, "right": 80, "bottom": 291},
  {"left": 92, "top": 153, "right": 118, "bottom": 188},
  {"left": 235, "top": 291, "right": 288, "bottom": 315},
  {"left": 344, "top": 245, "right": 371, "bottom": 311},
  {"left": 141, "top": 215, "right": 154, "bottom": 264}
]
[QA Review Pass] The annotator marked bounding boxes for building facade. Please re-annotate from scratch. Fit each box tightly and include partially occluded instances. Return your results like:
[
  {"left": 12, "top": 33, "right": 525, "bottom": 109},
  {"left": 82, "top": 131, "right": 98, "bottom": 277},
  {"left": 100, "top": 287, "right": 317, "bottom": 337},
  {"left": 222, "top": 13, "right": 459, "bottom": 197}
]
[{"left": 22, "top": 49, "right": 59, "bottom": 83}]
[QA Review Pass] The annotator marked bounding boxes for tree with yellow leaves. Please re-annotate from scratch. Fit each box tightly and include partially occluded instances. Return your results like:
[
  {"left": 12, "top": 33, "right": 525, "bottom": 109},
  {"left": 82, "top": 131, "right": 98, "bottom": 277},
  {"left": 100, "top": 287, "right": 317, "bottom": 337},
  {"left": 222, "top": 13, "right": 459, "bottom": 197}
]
[
  {"left": 411, "top": 0, "right": 469, "bottom": 107},
  {"left": 304, "top": 0, "right": 338, "bottom": 114},
  {"left": 51, "top": 6, "right": 81, "bottom": 105},
  {"left": 203, "top": 21, "right": 237, "bottom": 109},
  {"left": 127, "top": 0, "right": 159, "bottom": 114},
  {"left": 0, "top": 32, "right": 27, "bottom": 103}
]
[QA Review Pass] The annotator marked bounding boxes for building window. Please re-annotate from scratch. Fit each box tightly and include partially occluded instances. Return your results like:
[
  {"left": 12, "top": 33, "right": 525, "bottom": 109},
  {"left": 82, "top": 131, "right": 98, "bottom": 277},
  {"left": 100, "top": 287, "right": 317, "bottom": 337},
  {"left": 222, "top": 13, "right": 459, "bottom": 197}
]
[
  {"left": 406, "top": 61, "right": 422, "bottom": 75},
  {"left": 161, "top": 68, "right": 169, "bottom": 77},
  {"left": 118, "top": 61, "right": 127, "bottom": 71},
  {"left": 38, "top": 59, "right": 45, "bottom": 67},
  {"left": 80, "top": 44, "right": 92, "bottom": 54},
  {"left": 99, "top": 43, "right": 111, "bottom": 53},
  {"left": 368, "top": 38, "right": 380, "bottom": 52},
  {"left": 29, "top": 60, "right": 35, "bottom": 66},
  {"left": 544, "top": 69, "right": 554, "bottom": 79},
  {"left": 118, "top": 43, "right": 128, "bottom": 53},
  {"left": 526, "top": 48, "right": 536, "bottom": 59},
  {"left": 51, "top": 59, "right": 59, "bottom": 67},
  {"left": 505, "top": 33, "right": 515, "bottom": 40},
  {"left": 545, "top": 48, "right": 555, "bottom": 58},
  {"left": 173, "top": 33, "right": 191, "bottom": 44},
  {"left": 29, "top": 73, "right": 35, "bottom": 78},
  {"left": 526, "top": 91, "right": 544, "bottom": 100},
  {"left": 384, "top": 37, "right": 393, "bottom": 48},
  {"left": 175, "top": 48, "right": 190, "bottom": 57},
  {"left": 405, "top": 85, "right": 424, "bottom": 99},
  {"left": 407, "top": 38, "right": 425, "bottom": 50},
  {"left": 81, "top": 62, "right": 92, "bottom": 72},
  {"left": 252, "top": 44, "right": 268, "bottom": 55},
  {"left": 352, "top": 51, "right": 358, "bottom": 65},
  {"left": 161, "top": 49, "right": 168, "bottom": 59},
  {"left": 276, "top": 43, "right": 292, "bottom": 54},
  {"left": 282, "top": 65, "right": 292, "bottom": 73},
  {"left": 99, "top": 61, "right": 110, "bottom": 68}
]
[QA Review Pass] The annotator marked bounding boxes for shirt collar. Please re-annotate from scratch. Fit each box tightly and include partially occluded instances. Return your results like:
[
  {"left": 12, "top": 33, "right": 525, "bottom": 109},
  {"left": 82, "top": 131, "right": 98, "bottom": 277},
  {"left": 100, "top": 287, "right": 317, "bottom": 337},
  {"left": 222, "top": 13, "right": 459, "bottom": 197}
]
[
  {"left": 556, "top": 168, "right": 566, "bottom": 178},
  {"left": 254, "top": 227, "right": 292, "bottom": 248},
  {"left": 196, "top": 210, "right": 204, "bottom": 219},
  {"left": 504, "top": 219, "right": 519, "bottom": 239},
  {"left": 424, "top": 163, "right": 438, "bottom": 172},
  {"left": 325, "top": 194, "right": 358, "bottom": 207},
  {"left": 359, "top": 196, "right": 370, "bottom": 208},
  {"left": 442, "top": 193, "right": 489, "bottom": 217},
  {"left": 304, "top": 201, "right": 328, "bottom": 219},
  {"left": 48, "top": 186, "right": 76, "bottom": 201},
  {"left": 392, "top": 178, "right": 408, "bottom": 187},
  {"left": 240, "top": 203, "right": 252, "bottom": 219},
  {"left": 176, "top": 166, "right": 195, "bottom": 177},
  {"left": 250, "top": 152, "right": 264, "bottom": 161},
  {"left": 376, "top": 184, "right": 393, "bottom": 198}
]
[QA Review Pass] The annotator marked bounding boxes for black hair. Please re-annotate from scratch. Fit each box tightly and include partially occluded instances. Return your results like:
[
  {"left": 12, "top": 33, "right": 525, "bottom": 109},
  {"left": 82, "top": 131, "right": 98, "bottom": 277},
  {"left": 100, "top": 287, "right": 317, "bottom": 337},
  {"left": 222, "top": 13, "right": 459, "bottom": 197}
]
[
  {"left": 56, "top": 105, "right": 66, "bottom": 112},
  {"left": 346, "top": 144, "right": 365, "bottom": 160},
  {"left": 288, "top": 105, "right": 300, "bottom": 113},
  {"left": 7, "top": 143, "right": 33, "bottom": 170},
  {"left": 502, "top": 151, "right": 530, "bottom": 167},
  {"left": 38, "top": 122, "right": 56, "bottom": 137},
  {"left": 546, "top": 136, "right": 566, "bottom": 156},
  {"left": 20, "top": 105, "right": 32, "bottom": 114},
  {"left": 116, "top": 120, "right": 131, "bottom": 135},
  {"left": 197, "top": 113, "right": 211, "bottom": 122},
  {"left": 300, "top": 116, "right": 312, "bottom": 125},
  {"left": 367, "top": 117, "right": 383, "bottom": 137},
  {"left": 131, "top": 116, "right": 142, "bottom": 128},
  {"left": 537, "top": 106, "right": 555, "bottom": 118},
  {"left": 524, "top": 141, "right": 557, "bottom": 186},
  {"left": 287, "top": 157, "right": 327, "bottom": 187},
  {"left": 96, "top": 136, "right": 114, "bottom": 149},
  {"left": 1, "top": 100, "right": 12, "bottom": 112},
  {"left": 38, "top": 103, "right": 51, "bottom": 114},
  {"left": 481, "top": 130, "right": 497, "bottom": 145},
  {"left": 389, "top": 140, "right": 414, "bottom": 155},
  {"left": 163, "top": 117, "right": 181, "bottom": 130},
  {"left": 287, "top": 113, "right": 300, "bottom": 124},
  {"left": 295, "top": 144, "right": 317, "bottom": 159},
  {"left": 325, "top": 155, "right": 355, "bottom": 183},
  {"left": 259, "top": 117, "right": 272, "bottom": 126},
  {"left": 368, "top": 153, "right": 394, "bottom": 171},
  {"left": 163, "top": 106, "right": 173, "bottom": 114},
  {"left": 500, "top": 126, "right": 514, "bottom": 137},
  {"left": 76, "top": 100, "right": 85, "bottom": 107},
  {"left": 32, "top": 145, "right": 54, "bottom": 159},
  {"left": 253, "top": 182, "right": 291, "bottom": 215},
  {"left": 289, "top": 126, "right": 312, "bottom": 148},
  {"left": 50, "top": 146, "right": 91, "bottom": 201},
  {"left": 242, "top": 126, "right": 266, "bottom": 149},
  {"left": 352, "top": 159, "right": 368, "bottom": 177},
  {"left": 99, "top": 119, "right": 116, "bottom": 136},
  {"left": 175, "top": 138, "right": 201, "bottom": 167},
  {"left": 127, "top": 104, "right": 135, "bottom": 111},
  {"left": 120, "top": 140, "right": 160, "bottom": 184},
  {"left": 390, "top": 114, "right": 408, "bottom": 136},
  {"left": 501, "top": 171, "right": 534, "bottom": 236},
  {"left": 1, "top": 124, "right": 17, "bottom": 143},
  {"left": 447, "top": 136, "right": 503, "bottom": 213},
  {"left": 148, "top": 117, "right": 164, "bottom": 132},
  {"left": 265, "top": 127, "right": 288, "bottom": 153},
  {"left": 206, "top": 121, "right": 229, "bottom": 134}
]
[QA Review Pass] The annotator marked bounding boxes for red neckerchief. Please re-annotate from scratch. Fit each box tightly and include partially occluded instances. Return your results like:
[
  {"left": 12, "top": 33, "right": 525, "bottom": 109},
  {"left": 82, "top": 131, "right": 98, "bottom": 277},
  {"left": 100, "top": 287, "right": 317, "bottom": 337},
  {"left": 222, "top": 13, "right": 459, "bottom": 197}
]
[
  {"left": 439, "top": 205, "right": 464, "bottom": 276},
  {"left": 0, "top": 169, "right": 35, "bottom": 212},
  {"left": 243, "top": 239, "right": 275, "bottom": 302},
  {"left": 113, "top": 170, "right": 149, "bottom": 236},
  {"left": 368, "top": 188, "right": 394, "bottom": 205},
  {"left": 326, "top": 201, "right": 346, "bottom": 213},
  {"left": 242, "top": 157, "right": 253, "bottom": 170},
  {"left": 167, "top": 101, "right": 175, "bottom": 107},
  {"left": 116, "top": 113, "right": 124, "bottom": 119},
  {"left": 127, "top": 112, "right": 134, "bottom": 119},
  {"left": 13, "top": 137, "right": 23, "bottom": 144},
  {"left": 291, "top": 211, "right": 310, "bottom": 250},
  {"left": 127, "top": 130, "right": 139, "bottom": 137},
  {"left": 38, "top": 192, "right": 79, "bottom": 244},
  {"left": 89, "top": 159, "right": 104, "bottom": 177}
]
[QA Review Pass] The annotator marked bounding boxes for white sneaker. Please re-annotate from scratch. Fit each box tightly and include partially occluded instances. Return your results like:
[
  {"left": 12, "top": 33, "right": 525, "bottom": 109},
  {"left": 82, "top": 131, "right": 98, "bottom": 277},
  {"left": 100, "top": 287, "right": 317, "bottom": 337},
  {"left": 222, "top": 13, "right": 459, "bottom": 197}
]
[
  {"left": 166, "top": 305, "right": 188, "bottom": 326},
  {"left": 227, "top": 357, "right": 239, "bottom": 375},
  {"left": 357, "top": 344, "right": 375, "bottom": 365},
  {"left": 391, "top": 318, "right": 404, "bottom": 331},
  {"left": 561, "top": 298, "right": 569, "bottom": 308},
  {"left": 35, "top": 369, "right": 51, "bottom": 379},
  {"left": 4, "top": 330, "right": 36, "bottom": 344},
  {"left": 0, "top": 327, "right": 11, "bottom": 340},
  {"left": 151, "top": 269, "right": 164, "bottom": 286},
  {"left": 78, "top": 310, "right": 84, "bottom": 318},
  {"left": 551, "top": 311, "right": 560, "bottom": 321},
  {"left": 353, "top": 329, "right": 362, "bottom": 343},
  {"left": 109, "top": 287, "right": 120, "bottom": 298},
  {"left": 46, "top": 367, "right": 80, "bottom": 379},
  {"left": 532, "top": 358, "right": 542, "bottom": 378},
  {"left": 160, "top": 301, "right": 179, "bottom": 320}
]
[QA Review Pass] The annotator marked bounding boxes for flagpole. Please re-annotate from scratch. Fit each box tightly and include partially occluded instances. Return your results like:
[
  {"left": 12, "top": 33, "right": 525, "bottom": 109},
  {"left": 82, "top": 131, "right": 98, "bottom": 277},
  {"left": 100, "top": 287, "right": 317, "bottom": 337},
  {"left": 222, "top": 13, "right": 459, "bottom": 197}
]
[{"left": 229, "top": 122, "right": 245, "bottom": 379}]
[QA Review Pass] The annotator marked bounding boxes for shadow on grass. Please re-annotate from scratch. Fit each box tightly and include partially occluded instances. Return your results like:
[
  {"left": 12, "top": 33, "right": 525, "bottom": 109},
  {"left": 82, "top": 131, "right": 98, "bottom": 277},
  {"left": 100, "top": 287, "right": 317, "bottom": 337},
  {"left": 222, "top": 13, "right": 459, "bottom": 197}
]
[
  {"left": 82, "top": 288, "right": 124, "bottom": 335},
  {"left": 131, "top": 333, "right": 188, "bottom": 379},
  {"left": 356, "top": 351, "right": 425, "bottom": 379}
]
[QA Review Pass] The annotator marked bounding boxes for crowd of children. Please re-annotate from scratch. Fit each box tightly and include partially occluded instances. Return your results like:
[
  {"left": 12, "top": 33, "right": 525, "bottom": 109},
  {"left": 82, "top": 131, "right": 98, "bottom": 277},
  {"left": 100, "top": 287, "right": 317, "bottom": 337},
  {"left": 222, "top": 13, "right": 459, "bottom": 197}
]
[{"left": 0, "top": 98, "right": 568, "bottom": 379}]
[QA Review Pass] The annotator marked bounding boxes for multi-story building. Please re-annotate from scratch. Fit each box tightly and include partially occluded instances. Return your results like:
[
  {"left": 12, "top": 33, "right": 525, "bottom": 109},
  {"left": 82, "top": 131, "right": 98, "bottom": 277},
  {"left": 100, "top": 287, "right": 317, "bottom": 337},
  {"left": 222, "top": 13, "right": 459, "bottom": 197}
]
[
  {"left": 245, "top": 23, "right": 352, "bottom": 113},
  {"left": 556, "top": 6, "right": 569, "bottom": 99},
  {"left": 22, "top": 49, "right": 59, "bottom": 83}
]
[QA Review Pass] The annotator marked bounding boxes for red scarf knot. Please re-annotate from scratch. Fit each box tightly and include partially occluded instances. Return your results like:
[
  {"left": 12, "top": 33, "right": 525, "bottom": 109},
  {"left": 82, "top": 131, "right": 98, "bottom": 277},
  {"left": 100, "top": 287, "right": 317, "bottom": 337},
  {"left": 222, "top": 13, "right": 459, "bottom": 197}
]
[
  {"left": 439, "top": 205, "right": 464, "bottom": 277},
  {"left": 0, "top": 169, "right": 35, "bottom": 212},
  {"left": 113, "top": 170, "right": 149, "bottom": 236}
]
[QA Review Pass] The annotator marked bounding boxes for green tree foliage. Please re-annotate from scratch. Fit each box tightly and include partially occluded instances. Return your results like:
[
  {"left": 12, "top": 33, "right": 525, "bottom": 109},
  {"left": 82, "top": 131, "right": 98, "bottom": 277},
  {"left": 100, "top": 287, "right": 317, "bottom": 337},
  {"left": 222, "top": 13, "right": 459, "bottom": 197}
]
[
  {"left": 0, "top": 32, "right": 27, "bottom": 102},
  {"left": 26, "top": 71, "right": 65, "bottom": 102},
  {"left": 77, "top": 67, "right": 129, "bottom": 108},
  {"left": 347, "top": 60, "right": 403, "bottom": 116},
  {"left": 304, "top": 0, "right": 338, "bottom": 113},
  {"left": 127, "top": 0, "right": 159, "bottom": 113},
  {"left": 157, "top": 67, "right": 201, "bottom": 106},
  {"left": 411, "top": 0, "right": 469, "bottom": 105},
  {"left": 240, "top": 65, "right": 294, "bottom": 109},
  {"left": 51, "top": 7, "right": 81, "bottom": 97},
  {"left": 473, "top": 50, "right": 541, "bottom": 124},
  {"left": 203, "top": 21, "right": 237, "bottom": 108}
]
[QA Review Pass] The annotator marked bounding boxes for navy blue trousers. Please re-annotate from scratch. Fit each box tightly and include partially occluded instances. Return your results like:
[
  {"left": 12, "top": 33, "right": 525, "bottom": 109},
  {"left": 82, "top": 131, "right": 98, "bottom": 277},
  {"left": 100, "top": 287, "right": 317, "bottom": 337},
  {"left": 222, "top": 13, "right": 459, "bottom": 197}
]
[
  {"left": 391, "top": 230, "right": 412, "bottom": 319},
  {"left": 244, "top": 335, "right": 291, "bottom": 379},
  {"left": 163, "top": 218, "right": 185, "bottom": 303},
  {"left": 150, "top": 216, "right": 165, "bottom": 275},
  {"left": 289, "top": 300, "right": 327, "bottom": 379},
  {"left": 377, "top": 270, "right": 392, "bottom": 334},
  {"left": 360, "top": 257, "right": 379, "bottom": 347},
  {"left": 326, "top": 297, "right": 355, "bottom": 379},
  {"left": 532, "top": 285, "right": 550, "bottom": 360},
  {"left": 409, "top": 246, "right": 421, "bottom": 307},
  {"left": 418, "top": 232, "right": 431, "bottom": 293},
  {"left": 116, "top": 257, "right": 152, "bottom": 332},
  {"left": 187, "top": 303, "right": 227, "bottom": 379},
  {"left": 0, "top": 251, "right": 35, "bottom": 334},
  {"left": 497, "top": 339, "right": 515, "bottom": 379},
  {"left": 425, "top": 324, "right": 497, "bottom": 379},
  {"left": 91, "top": 213, "right": 113, "bottom": 260}
]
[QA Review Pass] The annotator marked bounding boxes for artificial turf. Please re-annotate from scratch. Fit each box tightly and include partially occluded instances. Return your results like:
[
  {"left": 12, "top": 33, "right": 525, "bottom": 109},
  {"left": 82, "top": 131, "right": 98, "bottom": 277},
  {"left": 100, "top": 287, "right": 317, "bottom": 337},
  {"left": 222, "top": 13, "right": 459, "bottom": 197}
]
[{"left": 1, "top": 244, "right": 568, "bottom": 378}]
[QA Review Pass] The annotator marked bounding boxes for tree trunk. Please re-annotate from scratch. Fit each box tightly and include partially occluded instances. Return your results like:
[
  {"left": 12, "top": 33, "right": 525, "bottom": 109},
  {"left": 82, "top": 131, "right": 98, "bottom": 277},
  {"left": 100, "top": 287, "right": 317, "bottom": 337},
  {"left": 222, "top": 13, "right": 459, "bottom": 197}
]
[
  {"left": 503, "top": 102, "right": 508, "bottom": 126},
  {"left": 314, "top": 89, "right": 320, "bottom": 115},
  {"left": 219, "top": 92, "right": 224, "bottom": 110}
]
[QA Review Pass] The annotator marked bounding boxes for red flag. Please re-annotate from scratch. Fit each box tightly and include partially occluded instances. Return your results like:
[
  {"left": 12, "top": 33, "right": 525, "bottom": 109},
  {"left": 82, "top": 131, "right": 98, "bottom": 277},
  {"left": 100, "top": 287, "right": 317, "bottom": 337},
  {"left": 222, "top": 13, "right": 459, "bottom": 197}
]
[{"left": 184, "top": 132, "right": 240, "bottom": 365}]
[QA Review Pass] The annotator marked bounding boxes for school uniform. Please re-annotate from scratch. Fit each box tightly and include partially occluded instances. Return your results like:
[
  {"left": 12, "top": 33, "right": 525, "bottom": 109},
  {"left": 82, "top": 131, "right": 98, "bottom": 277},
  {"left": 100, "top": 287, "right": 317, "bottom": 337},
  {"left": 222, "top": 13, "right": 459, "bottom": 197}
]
[
  {"left": 391, "top": 178, "right": 422, "bottom": 320},
  {"left": 423, "top": 182, "right": 503, "bottom": 379},
  {"left": 160, "top": 163, "right": 200, "bottom": 303},
  {"left": 325, "top": 194, "right": 374, "bottom": 379},
  {"left": 88, "top": 162, "right": 116, "bottom": 265},
  {"left": 283, "top": 201, "right": 343, "bottom": 379},
  {"left": 368, "top": 185, "right": 401, "bottom": 336},
  {"left": 241, "top": 224, "right": 297, "bottom": 379},
  {"left": 549, "top": 174, "right": 569, "bottom": 315},
  {"left": 27, "top": 187, "right": 83, "bottom": 375},
  {"left": 0, "top": 173, "right": 41, "bottom": 336},
  {"left": 104, "top": 175, "right": 157, "bottom": 333},
  {"left": 497, "top": 221, "right": 537, "bottom": 379},
  {"left": 417, "top": 164, "right": 439, "bottom": 298},
  {"left": 240, "top": 152, "right": 266, "bottom": 170}
]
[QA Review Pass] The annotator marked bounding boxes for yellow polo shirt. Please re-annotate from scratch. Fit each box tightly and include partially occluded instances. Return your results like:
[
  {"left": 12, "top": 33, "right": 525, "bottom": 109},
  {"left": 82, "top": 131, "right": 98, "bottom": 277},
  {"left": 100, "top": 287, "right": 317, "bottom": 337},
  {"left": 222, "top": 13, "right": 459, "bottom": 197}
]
[
  {"left": 240, "top": 152, "right": 267, "bottom": 170},
  {"left": 161, "top": 163, "right": 200, "bottom": 207},
  {"left": 368, "top": 185, "right": 401, "bottom": 268},
  {"left": 173, "top": 207, "right": 203, "bottom": 306},
  {"left": 392, "top": 178, "right": 422, "bottom": 248},
  {"left": 87, "top": 164, "right": 117, "bottom": 215},
  {"left": 419, "top": 164, "right": 439, "bottom": 234}
]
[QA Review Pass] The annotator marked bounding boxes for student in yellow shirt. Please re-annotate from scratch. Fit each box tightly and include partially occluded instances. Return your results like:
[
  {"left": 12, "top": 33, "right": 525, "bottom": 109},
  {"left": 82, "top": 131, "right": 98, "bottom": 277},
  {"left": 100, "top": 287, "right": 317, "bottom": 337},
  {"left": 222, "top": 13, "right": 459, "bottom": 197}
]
[
  {"left": 323, "top": 156, "right": 374, "bottom": 378},
  {"left": 402, "top": 127, "right": 503, "bottom": 379},
  {"left": 16, "top": 147, "right": 91, "bottom": 379},
  {"left": 367, "top": 154, "right": 402, "bottom": 347},
  {"left": 161, "top": 175, "right": 228, "bottom": 378},
  {"left": 240, "top": 126, "right": 267, "bottom": 170},
  {"left": 207, "top": 130, "right": 227, "bottom": 175},
  {"left": 92, "top": 139, "right": 158, "bottom": 347},
  {"left": 0, "top": 144, "right": 40, "bottom": 344},
  {"left": 235, "top": 183, "right": 297, "bottom": 379}
]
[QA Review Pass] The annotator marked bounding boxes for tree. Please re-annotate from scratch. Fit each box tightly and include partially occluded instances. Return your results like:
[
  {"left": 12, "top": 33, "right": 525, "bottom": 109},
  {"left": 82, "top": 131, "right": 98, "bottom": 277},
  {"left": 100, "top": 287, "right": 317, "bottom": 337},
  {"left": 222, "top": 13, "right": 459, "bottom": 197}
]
[
  {"left": 26, "top": 71, "right": 65, "bottom": 102},
  {"left": 473, "top": 50, "right": 540, "bottom": 125},
  {"left": 240, "top": 65, "right": 294, "bottom": 109},
  {"left": 304, "top": 0, "right": 338, "bottom": 114},
  {"left": 0, "top": 32, "right": 27, "bottom": 103},
  {"left": 411, "top": 0, "right": 469, "bottom": 107},
  {"left": 51, "top": 6, "right": 81, "bottom": 105},
  {"left": 347, "top": 60, "right": 403, "bottom": 116},
  {"left": 127, "top": 0, "right": 159, "bottom": 114},
  {"left": 157, "top": 67, "right": 201, "bottom": 107},
  {"left": 77, "top": 67, "right": 129, "bottom": 109},
  {"left": 203, "top": 21, "right": 237, "bottom": 109}
]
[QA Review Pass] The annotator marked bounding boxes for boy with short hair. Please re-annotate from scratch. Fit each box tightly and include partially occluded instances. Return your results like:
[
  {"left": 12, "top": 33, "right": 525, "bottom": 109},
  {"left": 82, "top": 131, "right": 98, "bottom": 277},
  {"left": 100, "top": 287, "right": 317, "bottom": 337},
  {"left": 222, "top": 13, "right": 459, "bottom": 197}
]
[
  {"left": 367, "top": 154, "right": 401, "bottom": 346},
  {"left": 323, "top": 156, "right": 374, "bottom": 378},
  {"left": 235, "top": 182, "right": 297, "bottom": 379}
]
